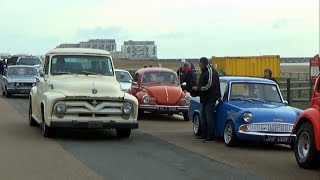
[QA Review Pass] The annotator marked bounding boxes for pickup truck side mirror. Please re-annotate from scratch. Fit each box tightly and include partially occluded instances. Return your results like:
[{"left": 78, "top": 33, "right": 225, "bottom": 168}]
[{"left": 39, "top": 70, "right": 45, "bottom": 77}]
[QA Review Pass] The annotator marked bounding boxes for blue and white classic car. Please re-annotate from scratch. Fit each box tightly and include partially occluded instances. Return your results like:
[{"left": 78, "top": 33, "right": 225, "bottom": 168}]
[
  {"left": 0, "top": 65, "right": 38, "bottom": 97},
  {"left": 115, "top": 69, "right": 133, "bottom": 92},
  {"left": 188, "top": 77, "right": 303, "bottom": 147}
]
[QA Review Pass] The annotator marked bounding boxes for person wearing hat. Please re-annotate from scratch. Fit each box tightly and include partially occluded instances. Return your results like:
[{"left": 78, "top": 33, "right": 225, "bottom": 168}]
[{"left": 192, "top": 57, "right": 221, "bottom": 143}]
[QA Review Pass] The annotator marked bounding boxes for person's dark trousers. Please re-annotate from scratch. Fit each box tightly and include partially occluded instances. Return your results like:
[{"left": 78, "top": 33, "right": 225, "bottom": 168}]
[{"left": 200, "top": 102, "right": 216, "bottom": 140}]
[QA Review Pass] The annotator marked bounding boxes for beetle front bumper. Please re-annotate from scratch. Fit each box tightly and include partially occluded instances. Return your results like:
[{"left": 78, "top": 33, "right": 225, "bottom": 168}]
[{"left": 139, "top": 105, "right": 189, "bottom": 112}]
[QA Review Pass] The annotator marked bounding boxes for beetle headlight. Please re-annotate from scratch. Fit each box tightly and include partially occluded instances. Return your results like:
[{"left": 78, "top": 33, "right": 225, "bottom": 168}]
[
  {"left": 54, "top": 101, "right": 67, "bottom": 114},
  {"left": 122, "top": 103, "right": 133, "bottom": 115},
  {"left": 184, "top": 96, "right": 191, "bottom": 103},
  {"left": 243, "top": 112, "right": 253, "bottom": 123},
  {"left": 142, "top": 95, "right": 150, "bottom": 104}
]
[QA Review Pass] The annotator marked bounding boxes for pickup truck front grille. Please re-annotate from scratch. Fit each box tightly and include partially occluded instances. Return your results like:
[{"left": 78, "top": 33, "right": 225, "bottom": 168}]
[{"left": 64, "top": 100, "right": 123, "bottom": 117}]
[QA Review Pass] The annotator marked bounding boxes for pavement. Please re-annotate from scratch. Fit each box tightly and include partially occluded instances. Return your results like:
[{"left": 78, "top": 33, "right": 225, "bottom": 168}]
[{"left": 0, "top": 95, "right": 261, "bottom": 180}]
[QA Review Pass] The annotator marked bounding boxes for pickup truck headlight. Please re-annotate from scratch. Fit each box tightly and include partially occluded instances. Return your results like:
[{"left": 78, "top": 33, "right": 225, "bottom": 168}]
[
  {"left": 243, "top": 112, "right": 253, "bottom": 123},
  {"left": 122, "top": 103, "right": 133, "bottom": 115},
  {"left": 142, "top": 95, "right": 150, "bottom": 104},
  {"left": 54, "top": 101, "right": 67, "bottom": 114}
]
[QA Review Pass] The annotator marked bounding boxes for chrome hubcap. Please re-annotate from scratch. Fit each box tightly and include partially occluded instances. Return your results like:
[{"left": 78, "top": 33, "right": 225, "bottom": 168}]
[
  {"left": 193, "top": 116, "right": 199, "bottom": 134},
  {"left": 224, "top": 124, "right": 232, "bottom": 143},
  {"left": 298, "top": 131, "right": 310, "bottom": 160}
]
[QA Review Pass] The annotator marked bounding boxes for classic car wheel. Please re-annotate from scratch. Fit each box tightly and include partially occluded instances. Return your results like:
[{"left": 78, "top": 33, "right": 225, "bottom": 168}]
[
  {"left": 41, "top": 111, "right": 54, "bottom": 138},
  {"left": 28, "top": 102, "right": 38, "bottom": 127},
  {"left": 224, "top": 121, "right": 238, "bottom": 147},
  {"left": 183, "top": 112, "right": 189, "bottom": 121},
  {"left": 295, "top": 122, "right": 319, "bottom": 169},
  {"left": 116, "top": 129, "right": 131, "bottom": 138},
  {"left": 4, "top": 87, "right": 10, "bottom": 98},
  {"left": 193, "top": 114, "right": 201, "bottom": 136}
]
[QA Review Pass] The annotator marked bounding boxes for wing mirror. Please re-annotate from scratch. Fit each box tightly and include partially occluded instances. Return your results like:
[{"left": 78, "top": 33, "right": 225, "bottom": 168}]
[
  {"left": 181, "top": 82, "right": 187, "bottom": 91},
  {"left": 39, "top": 70, "right": 45, "bottom": 77},
  {"left": 132, "top": 81, "right": 138, "bottom": 86}
]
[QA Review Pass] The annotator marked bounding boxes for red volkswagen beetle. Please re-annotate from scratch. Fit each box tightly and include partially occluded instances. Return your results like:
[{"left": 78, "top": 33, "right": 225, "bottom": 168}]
[
  {"left": 127, "top": 67, "right": 190, "bottom": 121},
  {"left": 292, "top": 73, "right": 320, "bottom": 169}
]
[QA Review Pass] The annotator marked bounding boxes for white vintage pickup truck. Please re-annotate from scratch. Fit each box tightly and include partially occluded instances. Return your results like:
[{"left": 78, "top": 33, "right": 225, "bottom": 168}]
[{"left": 29, "top": 48, "right": 138, "bottom": 138}]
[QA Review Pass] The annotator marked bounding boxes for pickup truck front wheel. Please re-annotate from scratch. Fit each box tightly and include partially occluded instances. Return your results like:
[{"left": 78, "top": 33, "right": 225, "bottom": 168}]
[
  {"left": 116, "top": 129, "right": 131, "bottom": 138},
  {"left": 41, "top": 110, "right": 54, "bottom": 138}
]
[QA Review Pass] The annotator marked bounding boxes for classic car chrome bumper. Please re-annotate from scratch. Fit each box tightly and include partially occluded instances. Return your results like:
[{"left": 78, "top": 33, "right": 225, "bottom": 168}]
[
  {"left": 139, "top": 105, "right": 189, "bottom": 111},
  {"left": 238, "top": 131, "right": 292, "bottom": 137},
  {"left": 50, "top": 121, "right": 138, "bottom": 129},
  {"left": 7, "top": 87, "right": 32, "bottom": 94}
]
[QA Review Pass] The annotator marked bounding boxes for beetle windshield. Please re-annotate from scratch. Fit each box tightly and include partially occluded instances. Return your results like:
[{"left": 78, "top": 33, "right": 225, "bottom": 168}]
[
  {"left": 115, "top": 71, "right": 132, "bottom": 83},
  {"left": 229, "top": 82, "right": 282, "bottom": 103},
  {"left": 7, "top": 66, "right": 37, "bottom": 76},
  {"left": 142, "top": 71, "right": 178, "bottom": 84},
  {"left": 50, "top": 55, "right": 114, "bottom": 76}
]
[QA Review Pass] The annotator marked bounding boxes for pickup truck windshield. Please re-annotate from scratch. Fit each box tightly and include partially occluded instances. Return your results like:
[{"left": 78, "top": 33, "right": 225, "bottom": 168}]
[{"left": 51, "top": 55, "right": 114, "bottom": 76}]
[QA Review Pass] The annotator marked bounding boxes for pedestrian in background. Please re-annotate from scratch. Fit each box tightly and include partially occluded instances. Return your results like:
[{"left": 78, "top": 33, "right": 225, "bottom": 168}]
[
  {"left": 181, "top": 62, "right": 196, "bottom": 92},
  {"left": 264, "top": 68, "right": 278, "bottom": 84},
  {"left": 192, "top": 57, "right": 221, "bottom": 143}
]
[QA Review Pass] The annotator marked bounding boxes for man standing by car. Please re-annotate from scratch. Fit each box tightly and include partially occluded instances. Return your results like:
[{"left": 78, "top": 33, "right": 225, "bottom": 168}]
[{"left": 192, "top": 57, "right": 221, "bottom": 143}]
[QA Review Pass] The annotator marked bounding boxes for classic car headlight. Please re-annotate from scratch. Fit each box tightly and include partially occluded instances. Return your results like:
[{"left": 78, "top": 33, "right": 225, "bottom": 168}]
[
  {"left": 243, "top": 112, "right": 253, "bottom": 123},
  {"left": 8, "top": 82, "right": 15, "bottom": 88},
  {"left": 184, "top": 96, "right": 191, "bottom": 103},
  {"left": 122, "top": 103, "right": 133, "bottom": 115},
  {"left": 142, "top": 95, "right": 150, "bottom": 104},
  {"left": 54, "top": 101, "right": 67, "bottom": 114}
]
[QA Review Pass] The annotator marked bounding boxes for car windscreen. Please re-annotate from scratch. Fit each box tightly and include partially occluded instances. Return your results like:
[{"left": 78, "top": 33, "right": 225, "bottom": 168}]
[
  {"left": 7, "top": 67, "right": 37, "bottom": 76},
  {"left": 142, "top": 71, "right": 178, "bottom": 84},
  {"left": 17, "top": 58, "right": 41, "bottom": 65},
  {"left": 229, "top": 82, "right": 282, "bottom": 103},
  {"left": 115, "top": 71, "right": 132, "bottom": 83},
  {"left": 50, "top": 55, "right": 114, "bottom": 76}
]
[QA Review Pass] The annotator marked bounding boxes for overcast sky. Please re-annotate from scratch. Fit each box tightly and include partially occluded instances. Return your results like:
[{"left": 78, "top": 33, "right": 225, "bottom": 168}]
[{"left": 0, "top": 0, "right": 319, "bottom": 58}]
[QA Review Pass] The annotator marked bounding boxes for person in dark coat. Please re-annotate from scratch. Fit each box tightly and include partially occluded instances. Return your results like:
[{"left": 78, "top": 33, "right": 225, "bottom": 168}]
[
  {"left": 264, "top": 68, "right": 278, "bottom": 84},
  {"left": 0, "top": 60, "right": 4, "bottom": 75},
  {"left": 192, "top": 57, "right": 221, "bottom": 143}
]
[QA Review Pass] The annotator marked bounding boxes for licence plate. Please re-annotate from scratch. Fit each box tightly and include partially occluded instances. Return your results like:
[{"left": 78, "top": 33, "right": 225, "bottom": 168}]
[
  {"left": 158, "top": 107, "right": 177, "bottom": 111},
  {"left": 88, "top": 122, "right": 103, "bottom": 129},
  {"left": 264, "top": 136, "right": 291, "bottom": 143}
]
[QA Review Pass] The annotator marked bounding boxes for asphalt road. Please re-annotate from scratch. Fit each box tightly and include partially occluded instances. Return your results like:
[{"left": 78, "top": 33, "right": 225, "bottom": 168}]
[{"left": 0, "top": 95, "right": 258, "bottom": 180}]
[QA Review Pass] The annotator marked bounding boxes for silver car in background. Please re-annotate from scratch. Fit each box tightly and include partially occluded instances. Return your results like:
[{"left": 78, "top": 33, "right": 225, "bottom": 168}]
[
  {"left": 0, "top": 65, "right": 38, "bottom": 97},
  {"left": 115, "top": 69, "right": 133, "bottom": 92}
]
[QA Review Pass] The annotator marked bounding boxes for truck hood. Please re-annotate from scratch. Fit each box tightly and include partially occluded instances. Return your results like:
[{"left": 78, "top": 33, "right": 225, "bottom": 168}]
[
  {"left": 227, "top": 101, "right": 303, "bottom": 123},
  {"left": 47, "top": 75, "right": 124, "bottom": 98}
]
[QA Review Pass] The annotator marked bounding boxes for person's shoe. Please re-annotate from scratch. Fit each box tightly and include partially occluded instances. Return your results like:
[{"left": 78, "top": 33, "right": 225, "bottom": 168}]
[
  {"left": 203, "top": 138, "right": 215, "bottom": 143},
  {"left": 195, "top": 136, "right": 206, "bottom": 140}
]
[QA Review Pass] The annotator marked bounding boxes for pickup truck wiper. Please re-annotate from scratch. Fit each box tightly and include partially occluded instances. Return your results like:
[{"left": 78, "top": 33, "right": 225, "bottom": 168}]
[
  {"left": 80, "top": 71, "right": 101, "bottom": 76},
  {"left": 53, "top": 72, "right": 75, "bottom": 75}
]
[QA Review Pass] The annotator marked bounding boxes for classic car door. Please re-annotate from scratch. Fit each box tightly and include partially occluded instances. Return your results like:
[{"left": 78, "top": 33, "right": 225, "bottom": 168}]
[
  {"left": 35, "top": 56, "right": 50, "bottom": 114},
  {"left": 215, "top": 81, "right": 229, "bottom": 136}
]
